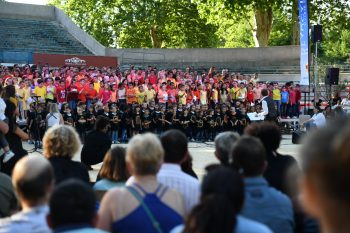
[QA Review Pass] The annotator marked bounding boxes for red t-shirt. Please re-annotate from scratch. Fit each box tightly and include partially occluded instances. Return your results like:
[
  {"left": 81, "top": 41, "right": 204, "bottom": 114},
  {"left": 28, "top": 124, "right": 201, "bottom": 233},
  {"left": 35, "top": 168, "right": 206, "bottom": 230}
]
[
  {"left": 149, "top": 75, "right": 157, "bottom": 85},
  {"left": 247, "top": 91, "right": 254, "bottom": 103},
  {"left": 56, "top": 86, "right": 66, "bottom": 103}
]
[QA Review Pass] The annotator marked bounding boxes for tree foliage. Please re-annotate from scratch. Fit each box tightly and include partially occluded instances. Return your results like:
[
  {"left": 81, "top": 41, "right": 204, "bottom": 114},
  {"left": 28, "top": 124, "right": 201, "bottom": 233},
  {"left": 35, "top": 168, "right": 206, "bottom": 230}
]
[{"left": 50, "top": 0, "right": 219, "bottom": 48}]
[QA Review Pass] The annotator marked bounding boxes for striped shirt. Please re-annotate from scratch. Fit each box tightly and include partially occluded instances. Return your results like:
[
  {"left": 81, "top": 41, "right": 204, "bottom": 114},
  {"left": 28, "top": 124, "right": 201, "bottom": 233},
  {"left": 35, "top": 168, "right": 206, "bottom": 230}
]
[{"left": 157, "top": 163, "right": 200, "bottom": 214}]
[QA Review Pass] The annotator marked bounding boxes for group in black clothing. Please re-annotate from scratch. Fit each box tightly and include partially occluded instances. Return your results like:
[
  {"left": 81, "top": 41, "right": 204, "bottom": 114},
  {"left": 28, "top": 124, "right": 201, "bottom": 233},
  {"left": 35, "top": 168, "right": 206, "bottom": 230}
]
[{"left": 44, "top": 101, "right": 253, "bottom": 143}]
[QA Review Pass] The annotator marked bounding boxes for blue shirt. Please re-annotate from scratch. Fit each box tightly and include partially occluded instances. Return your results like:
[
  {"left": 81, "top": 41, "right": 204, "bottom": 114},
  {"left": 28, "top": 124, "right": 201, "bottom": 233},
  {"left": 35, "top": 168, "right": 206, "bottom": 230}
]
[
  {"left": 241, "top": 177, "right": 294, "bottom": 233},
  {"left": 281, "top": 91, "right": 289, "bottom": 103},
  {"left": 170, "top": 215, "right": 272, "bottom": 233}
]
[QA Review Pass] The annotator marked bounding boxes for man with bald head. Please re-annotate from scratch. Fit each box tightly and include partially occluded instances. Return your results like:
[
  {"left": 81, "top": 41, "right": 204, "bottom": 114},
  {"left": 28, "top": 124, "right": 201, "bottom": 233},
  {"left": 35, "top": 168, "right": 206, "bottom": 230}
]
[{"left": 0, "top": 156, "right": 54, "bottom": 233}]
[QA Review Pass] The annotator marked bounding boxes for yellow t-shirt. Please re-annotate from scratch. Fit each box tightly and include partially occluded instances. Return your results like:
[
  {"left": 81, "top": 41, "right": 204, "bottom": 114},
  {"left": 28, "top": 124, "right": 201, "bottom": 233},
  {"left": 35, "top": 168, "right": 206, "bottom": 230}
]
[
  {"left": 231, "top": 87, "right": 240, "bottom": 100},
  {"left": 34, "top": 86, "right": 47, "bottom": 100},
  {"left": 145, "top": 89, "right": 156, "bottom": 102},
  {"left": 212, "top": 89, "right": 218, "bottom": 102},
  {"left": 137, "top": 91, "right": 146, "bottom": 104},
  {"left": 16, "top": 88, "right": 26, "bottom": 103},
  {"left": 200, "top": 90, "right": 207, "bottom": 105},
  {"left": 94, "top": 82, "right": 101, "bottom": 93},
  {"left": 178, "top": 90, "right": 187, "bottom": 105},
  {"left": 272, "top": 89, "right": 281, "bottom": 100}
]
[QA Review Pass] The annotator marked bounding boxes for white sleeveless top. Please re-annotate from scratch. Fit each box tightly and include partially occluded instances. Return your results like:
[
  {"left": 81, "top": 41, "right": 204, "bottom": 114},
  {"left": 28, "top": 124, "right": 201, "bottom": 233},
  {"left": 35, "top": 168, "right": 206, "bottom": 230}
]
[{"left": 46, "top": 112, "right": 61, "bottom": 127}]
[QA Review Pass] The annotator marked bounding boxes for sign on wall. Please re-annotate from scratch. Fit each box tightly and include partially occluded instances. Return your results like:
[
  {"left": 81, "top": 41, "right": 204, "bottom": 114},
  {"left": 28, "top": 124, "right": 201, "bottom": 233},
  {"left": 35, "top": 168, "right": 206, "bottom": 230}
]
[{"left": 33, "top": 53, "right": 118, "bottom": 67}]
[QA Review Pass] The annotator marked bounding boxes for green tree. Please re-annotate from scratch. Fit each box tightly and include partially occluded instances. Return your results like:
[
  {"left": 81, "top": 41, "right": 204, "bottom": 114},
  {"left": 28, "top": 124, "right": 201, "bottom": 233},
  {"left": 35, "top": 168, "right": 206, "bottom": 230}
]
[{"left": 49, "top": 0, "right": 219, "bottom": 48}]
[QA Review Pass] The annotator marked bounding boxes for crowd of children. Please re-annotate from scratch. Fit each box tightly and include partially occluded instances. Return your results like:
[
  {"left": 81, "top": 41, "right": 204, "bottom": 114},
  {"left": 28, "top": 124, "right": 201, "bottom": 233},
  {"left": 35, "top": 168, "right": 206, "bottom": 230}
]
[{"left": 0, "top": 64, "right": 303, "bottom": 143}]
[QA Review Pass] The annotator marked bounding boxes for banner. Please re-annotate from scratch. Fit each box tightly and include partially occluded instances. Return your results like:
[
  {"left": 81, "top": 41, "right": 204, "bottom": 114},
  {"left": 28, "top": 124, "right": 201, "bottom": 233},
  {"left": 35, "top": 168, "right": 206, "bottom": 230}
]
[
  {"left": 33, "top": 53, "right": 118, "bottom": 67},
  {"left": 298, "top": 0, "right": 310, "bottom": 86}
]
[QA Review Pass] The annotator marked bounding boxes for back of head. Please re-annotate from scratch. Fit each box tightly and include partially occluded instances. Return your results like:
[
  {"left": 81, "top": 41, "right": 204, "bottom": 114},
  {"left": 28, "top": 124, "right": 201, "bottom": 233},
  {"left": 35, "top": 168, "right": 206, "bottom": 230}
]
[
  {"left": 12, "top": 156, "right": 54, "bottom": 205},
  {"left": 100, "top": 146, "right": 129, "bottom": 182},
  {"left": 214, "top": 132, "right": 240, "bottom": 165},
  {"left": 183, "top": 167, "right": 244, "bottom": 233},
  {"left": 127, "top": 133, "right": 164, "bottom": 176},
  {"left": 244, "top": 122, "right": 281, "bottom": 152},
  {"left": 43, "top": 125, "right": 81, "bottom": 159},
  {"left": 160, "top": 130, "right": 188, "bottom": 163},
  {"left": 230, "top": 136, "right": 266, "bottom": 177},
  {"left": 49, "top": 103, "right": 59, "bottom": 113},
  {"left": 261, "top": 89, "right": 268, "bottom": 97},
  {"left": 49, "top": 179, "right": 96, "bottom": 229},
  {"left": 95, "top": 115, "right": 110, "bottom": 131},
  {"left": 301, "top": 120, "right": 350, "bottom": 222}
]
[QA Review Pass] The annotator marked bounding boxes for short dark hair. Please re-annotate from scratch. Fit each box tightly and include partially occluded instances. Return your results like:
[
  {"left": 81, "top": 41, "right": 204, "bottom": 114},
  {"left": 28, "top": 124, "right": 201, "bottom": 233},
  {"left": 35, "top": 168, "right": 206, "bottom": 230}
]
[
  {"left": 230, "top": 136, "right": 266, "bottom": 177},
  {"left": 160, "top": 130, "right": 188, "bottom": 163},
  {"left": 183, "top": 167, "right": 244, "bottom": 233},
  {"left": 244, "top": 122, "right": 281, "bottom": 152},
  {"left": 95, "top": 116, "right": 110, "bottom": 131},
  {"left": 261, "top": 89, "right": 268, "bottom": 97},
  {"left": 49, "top": 179, "right": 96, "bottom": 228}
]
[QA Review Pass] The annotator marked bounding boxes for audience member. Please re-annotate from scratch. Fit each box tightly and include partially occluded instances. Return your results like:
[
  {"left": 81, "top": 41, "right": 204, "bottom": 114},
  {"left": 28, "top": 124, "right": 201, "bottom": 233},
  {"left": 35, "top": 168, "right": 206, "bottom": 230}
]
[
  {"left": 158, "top": 129, "right": 200, "bottom": 214},
  {"left": 302, "top": 106, "right": 326, "bottom": 131},
  {"left": 97, "top": 133, "right": 185, "bottom": 233},
  {"left": 244, "top": 122, "right": 299, "bottom": 195},
  {"left": 47, "top": 179, "right": 107, "bottom": 233},
  {"left": 45, "top": 103, "right": 64, "bottom": 129},
  {"left": 171, "top": 167, "right": 272, "bottom": 233},
  {"left": 214, "top": 131, "right": 240, "bottom": 166},
  {"left": 43, "top": 125, "right": 90, "bottom": 184},
  {"left": 230, "top": 136, "right": 294, "bottom": 233},
  {"left": 93, "top": 146, "right": 129, "bottom": 201},
  {"left": 300, "top": 120, "right": 350, "bottom": 233},
  {"left": 81, "top": 116, "right": 111, "bottom": 170},
  {"left": 0, "top": 172, "right": 18, "bottom": 218},
  {"left": 0, "top": 156, "right": 54, "bottom": 233}
]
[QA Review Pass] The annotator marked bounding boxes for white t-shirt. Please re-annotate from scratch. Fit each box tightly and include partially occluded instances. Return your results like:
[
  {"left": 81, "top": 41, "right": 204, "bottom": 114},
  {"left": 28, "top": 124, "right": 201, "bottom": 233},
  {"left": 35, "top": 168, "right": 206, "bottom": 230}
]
[
  {"left": 312, "top": 112, "right": 326, "bottom": 127},
  {"left": 0, "top": 98, "right": 6, "bottom": 121}
]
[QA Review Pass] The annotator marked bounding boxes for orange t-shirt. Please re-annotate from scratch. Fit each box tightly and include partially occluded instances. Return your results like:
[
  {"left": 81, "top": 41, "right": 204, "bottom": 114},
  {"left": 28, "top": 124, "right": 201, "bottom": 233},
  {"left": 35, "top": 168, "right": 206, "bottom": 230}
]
[{"left": 126, "top": 88, "right": 137, "bottom": 104}]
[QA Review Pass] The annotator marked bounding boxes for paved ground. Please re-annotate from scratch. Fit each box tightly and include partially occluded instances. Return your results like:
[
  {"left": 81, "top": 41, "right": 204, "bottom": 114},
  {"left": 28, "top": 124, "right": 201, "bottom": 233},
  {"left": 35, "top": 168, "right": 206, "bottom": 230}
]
[{"left": 25, "top": 134, "right": 301, "bottom": 182}]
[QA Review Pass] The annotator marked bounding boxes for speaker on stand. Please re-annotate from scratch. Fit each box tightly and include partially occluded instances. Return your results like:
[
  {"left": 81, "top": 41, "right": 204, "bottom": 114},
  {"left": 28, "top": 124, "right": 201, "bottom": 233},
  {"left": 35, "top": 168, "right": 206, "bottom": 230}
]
[{"left": 325, "top": 67, "right": 340, "bottom": 108}]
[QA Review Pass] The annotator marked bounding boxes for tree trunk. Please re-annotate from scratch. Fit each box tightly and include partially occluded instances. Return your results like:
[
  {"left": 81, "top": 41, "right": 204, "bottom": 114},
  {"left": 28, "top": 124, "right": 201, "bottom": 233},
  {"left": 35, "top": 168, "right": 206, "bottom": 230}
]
[
  {"left": 150, "top": 25, "right": 162, "bottom": 48},
  {"left": 253, "top": 7, "right": 273, "bottom": 47},
  {"left": 292, "top": 0, "right": 300, "bottom": 45}
]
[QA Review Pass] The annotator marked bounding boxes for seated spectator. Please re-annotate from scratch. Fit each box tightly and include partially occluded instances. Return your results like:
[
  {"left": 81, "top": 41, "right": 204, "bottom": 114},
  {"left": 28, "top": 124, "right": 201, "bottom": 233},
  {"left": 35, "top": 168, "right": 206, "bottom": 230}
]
[
  {"left": 214, "top": 131, "right": 240, "bottom": 166},
  {"left": 158, "top": 130, "right": 200, "bottom": 214},
  {"left": 47, "top": 179, "right": 106, "bottom": 233},
  {"left": 97, "top": 133, "right": 185, "bottom": 233},
  {"left": 300, "top": 120, "right": 350, "bottom": 233},
  {"left": 171, "top": 167, "right": 272, "bottom": 233},
  {"left": 0, "top": 156, "right": 54, "bottom": 233},
  {"left": 93, "top": 146, "right": 129, "bottom": 201},
  {"left": 230, "top": 136, "right": 294, "bottom": 233},
  {"left": 302, "top": 106, "right": 326, "bottom": 130},
  {"left": 0, "top": 172, "right": 18, "bottom": 217},
  {"left": 43, "top": 125, "right": 90, "bottom": 184},
  {"left": 45, "top": 103, "right": 64, "bottom": 129},
  {"left": 244, "top": 122, "right": 299, "bottom": 195},
  {"left": 81, "top": 116, "right": 111, "bottom": 170},
  {"left": 180, "top": 153, "right": 198, "bottom": 179}
]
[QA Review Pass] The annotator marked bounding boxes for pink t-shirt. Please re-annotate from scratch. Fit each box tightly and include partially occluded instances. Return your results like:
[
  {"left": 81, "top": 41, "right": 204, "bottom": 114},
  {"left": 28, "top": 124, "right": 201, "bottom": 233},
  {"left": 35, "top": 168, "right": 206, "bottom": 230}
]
[{"left": 101, "top": 90, "right": 112, "bottom": 105}]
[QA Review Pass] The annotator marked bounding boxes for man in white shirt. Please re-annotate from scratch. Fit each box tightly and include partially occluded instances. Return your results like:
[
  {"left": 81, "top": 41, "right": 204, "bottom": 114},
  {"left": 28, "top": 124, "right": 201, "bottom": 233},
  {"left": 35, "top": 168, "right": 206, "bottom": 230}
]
[
  {"left": 302, "top": 106, "right": 326, "bottom": 130},
  {"left": 0, "top": 156, "right": 54, "bottom": 233},
  {"left": 158, "top": 130, "right": 200, "bottom": 214}
]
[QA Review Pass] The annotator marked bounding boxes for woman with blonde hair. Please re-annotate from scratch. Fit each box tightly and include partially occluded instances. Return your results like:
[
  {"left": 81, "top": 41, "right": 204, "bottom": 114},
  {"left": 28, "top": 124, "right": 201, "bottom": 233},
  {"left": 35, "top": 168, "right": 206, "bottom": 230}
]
[
  {"left": 46, "top": 103, "right": 64, "bottom": 129},
  {"left": 98, "top": 133, "right": 185, "bottom": 233},
  {"left": 43, "top": 125, "right": 89, "bottom": 184}
]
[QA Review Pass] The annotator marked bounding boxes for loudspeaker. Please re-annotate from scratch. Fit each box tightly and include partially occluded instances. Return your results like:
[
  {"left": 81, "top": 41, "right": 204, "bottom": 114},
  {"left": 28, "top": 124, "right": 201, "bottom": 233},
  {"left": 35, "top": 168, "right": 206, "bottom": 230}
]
[
  {"left": 312, "top": 25, "right": 322, "bottom": 42},
  {"left": 325, "top": 68, "right": 339, "bottom": 85}
]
